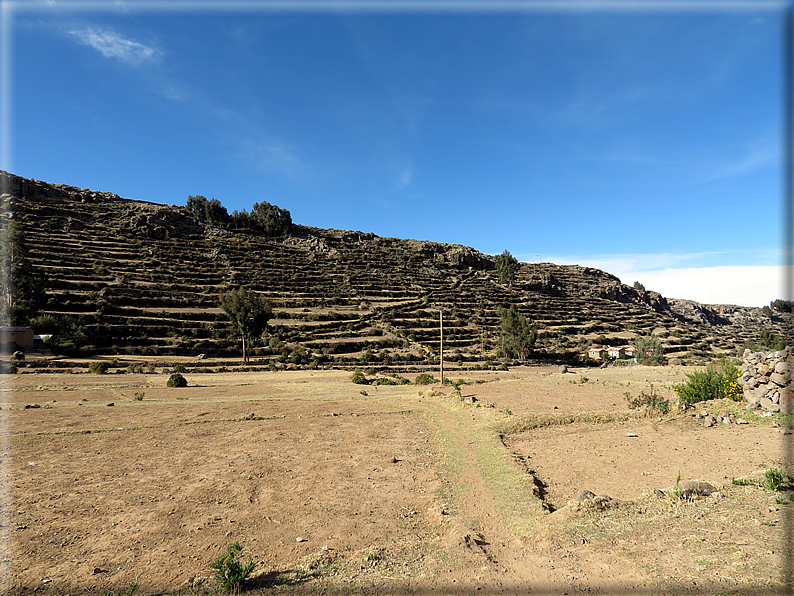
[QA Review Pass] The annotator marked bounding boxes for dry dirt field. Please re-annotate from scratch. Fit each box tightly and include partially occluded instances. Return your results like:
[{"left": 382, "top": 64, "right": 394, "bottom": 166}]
[{"left": 0, "top": 364, "right": 791, "bottom": 595}]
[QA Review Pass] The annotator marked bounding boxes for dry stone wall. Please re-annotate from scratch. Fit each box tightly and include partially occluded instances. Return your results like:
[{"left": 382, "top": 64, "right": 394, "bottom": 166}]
[{"left": 740, "top": 347, "right": 792, "bottom": 413}]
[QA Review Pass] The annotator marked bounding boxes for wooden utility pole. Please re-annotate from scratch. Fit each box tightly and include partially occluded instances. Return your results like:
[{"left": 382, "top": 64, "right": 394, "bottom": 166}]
[{"left": 439, "top": 310, "right": 444, "bottom": 385}]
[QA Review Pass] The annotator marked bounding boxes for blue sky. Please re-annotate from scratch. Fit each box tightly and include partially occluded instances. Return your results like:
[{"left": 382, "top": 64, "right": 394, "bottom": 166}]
[{"left": 1, "top": 1, "right": 788, "bottom": 306}]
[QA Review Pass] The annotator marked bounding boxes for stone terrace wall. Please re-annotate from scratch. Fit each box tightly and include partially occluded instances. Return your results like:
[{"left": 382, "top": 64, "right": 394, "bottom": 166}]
[{"left": 740, "top": 347, "right": 792, "bottom": 413}]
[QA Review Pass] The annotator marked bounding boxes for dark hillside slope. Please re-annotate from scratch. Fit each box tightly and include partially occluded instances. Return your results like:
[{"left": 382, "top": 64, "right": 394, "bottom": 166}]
[{"left": 1, "top": 171, "right": 788, "bottom": 368}]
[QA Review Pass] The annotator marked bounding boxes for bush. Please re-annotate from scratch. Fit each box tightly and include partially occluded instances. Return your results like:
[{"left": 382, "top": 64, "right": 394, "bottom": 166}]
[
  {"left": 673, "top": 362, "right": 742, "bottom": 405},
  {"left": 210, "top": 541, "right": 255, "bottom": 592},
  {"left": 414, "top": 373, "right": 436, "bottom": 385},
  {"left": 89, "top": 361, "right": 109, "bottom": 374},
  {"left": 624, "top": 385, "right": 670, "bottom": 414},
  {"left": 167, "top": 373, "right": 188, "bottom": 388},
  {"left": 350, "top": 372, "right": 369, "bottom": 385}
]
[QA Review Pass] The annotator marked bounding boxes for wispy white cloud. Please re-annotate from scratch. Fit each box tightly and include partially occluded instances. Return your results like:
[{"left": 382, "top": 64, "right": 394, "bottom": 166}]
[
  {"left": 393, "top": 163, "right": 413, "bottom": 189},
  {"left": 68, "top": 28, "right": 160, "bottom": 65},
  {"left": 238, "top": 136, "right": 304, "bottom": 177},
  {"left": 693, "top": 137, "right": 778, "bottom": 184}
]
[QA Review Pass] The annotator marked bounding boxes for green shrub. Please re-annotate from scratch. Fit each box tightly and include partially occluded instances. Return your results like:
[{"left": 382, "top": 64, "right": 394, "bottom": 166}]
[
  {"left": 211, "top": 541, "right": 255, "bottom": 592},
  {"left": 350, "top": 372, "right": 369, "bottom": 385},
  {"left": 673, "top": 362, "right": 742, "bottom": 405},
  {"left": 167, "top": 373, "right": 188, "bottom": 388},
  {"left": 414, "top": 373, "right": 437, "bottom": 385},
  {"left": 624, "top": 385, "right": 670, "bottom": 414},
  {"left": 89, "top": 361, "right": 109, "bottom": 374}
]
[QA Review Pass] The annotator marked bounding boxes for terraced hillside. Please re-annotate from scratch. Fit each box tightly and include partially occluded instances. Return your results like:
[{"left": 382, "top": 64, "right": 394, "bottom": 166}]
[{"left": 1, "top": 171, "right": 788, "bottom": 369}]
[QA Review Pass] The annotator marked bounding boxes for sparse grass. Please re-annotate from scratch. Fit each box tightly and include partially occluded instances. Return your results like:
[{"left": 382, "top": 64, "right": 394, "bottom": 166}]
[
  {"left": 537, "top": 482, "right": 784, "bottom": 592},
  {"left": 102, "top": 582, "right": 139, "bottom": 596},
  {"left": 498, "top": 411, "right": 630, "bottom": 436}
]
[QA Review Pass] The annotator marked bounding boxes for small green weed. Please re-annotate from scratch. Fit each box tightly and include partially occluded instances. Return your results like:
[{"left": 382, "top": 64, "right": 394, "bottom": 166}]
[
  {"left": 731, "top": 468, "right": 794, "bottom": 491},
  {"left": 211, "top": 541, "right": 255, "bottom": 592},
  {"left": 672, "top": 471, "right": 683, "bottom": 500},
  {"left": 763, "top": 468, "right": 792, "bottom": 491},
  {"left": 133, "top": 391, "right": 145, "bottom": 401},
  {"left": 445, "top": 378, "right": 468, "bottom": 390}
]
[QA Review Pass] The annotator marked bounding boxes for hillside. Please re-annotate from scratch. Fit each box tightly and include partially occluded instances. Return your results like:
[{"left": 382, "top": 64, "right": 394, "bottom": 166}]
[{"left": 1, "top": 170, "right": 788, "bottom": 369}]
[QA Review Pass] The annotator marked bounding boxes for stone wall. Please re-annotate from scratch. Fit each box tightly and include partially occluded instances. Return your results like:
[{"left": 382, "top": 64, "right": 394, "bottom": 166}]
[{"left": 739, "top": 347, "right": 792, "bottom": 413}]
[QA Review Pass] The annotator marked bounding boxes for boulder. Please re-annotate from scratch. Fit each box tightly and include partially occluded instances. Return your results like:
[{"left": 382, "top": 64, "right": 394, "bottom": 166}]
[{"left": 678, "top": 480, "right": 716, "bottom": 498}]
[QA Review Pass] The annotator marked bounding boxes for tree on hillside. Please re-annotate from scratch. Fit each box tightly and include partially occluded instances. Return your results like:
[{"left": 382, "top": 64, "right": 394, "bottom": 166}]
[
  {"left": 771, "top": 299, "right": 794, "bottom": 313},
  {"left": 633, "top": 281, "right": 646, "bottom": 292},
  {"left": 187, "top": 195, "right": 230, "bottom": 225},
  {"left": 0, "top": 221, "right": 47, "bottom": 326},
  {"left": 219, "top": 287, "right": 272, "bottom": 363},
  {"left": 632, "top": 333, "right": 665, "bottom": 365},
  {"left": 252, "top": 201, "right": 292, "bottom": 237},
  {"left": 495, "top": 250, "right": 519, "bottom": 287},
  {"left": 497, "top": 304, "right": 537, "bottom": 360}
]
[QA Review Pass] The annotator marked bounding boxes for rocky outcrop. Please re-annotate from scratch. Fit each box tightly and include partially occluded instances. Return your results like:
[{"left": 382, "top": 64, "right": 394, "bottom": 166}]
[
  {"left": 434, "top": 245, "right": 492, "bottom": 270},
  {"left": 284, "top": 233, "right": 339, "bottom": 258},
  {"left": 119, "top": 203, "right": 202, "bottom": 240},
  {"left": 740, "top": 347, "right": 792, "bottom": 413},
  {"left": 668, "top": 299, "right": 731, "bottom": 326},
  {"left": 1, "top": 169, "right": 128, "bottom": 205},
  {"left": 592, "top": 283, "right": 670, "bottom": 314}
]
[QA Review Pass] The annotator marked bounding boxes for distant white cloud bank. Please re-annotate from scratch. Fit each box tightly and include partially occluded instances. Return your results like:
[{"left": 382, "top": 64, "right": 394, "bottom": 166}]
[
  {"left": 621, "top": 265, "right": 780, "bottom": 307},
  {"left": 535, "top": 252, "right": 783, "bottom": 307}
]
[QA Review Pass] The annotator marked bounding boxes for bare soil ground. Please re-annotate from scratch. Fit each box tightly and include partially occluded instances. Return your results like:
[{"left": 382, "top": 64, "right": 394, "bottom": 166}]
[{"left": 1, "top": 365, "right": 790, "bottom": 595}]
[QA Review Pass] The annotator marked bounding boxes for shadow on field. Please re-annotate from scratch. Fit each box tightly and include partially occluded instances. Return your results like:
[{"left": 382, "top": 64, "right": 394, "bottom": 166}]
[{"left": 247, "top": 568, "right": 313, "bottom": 590}]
